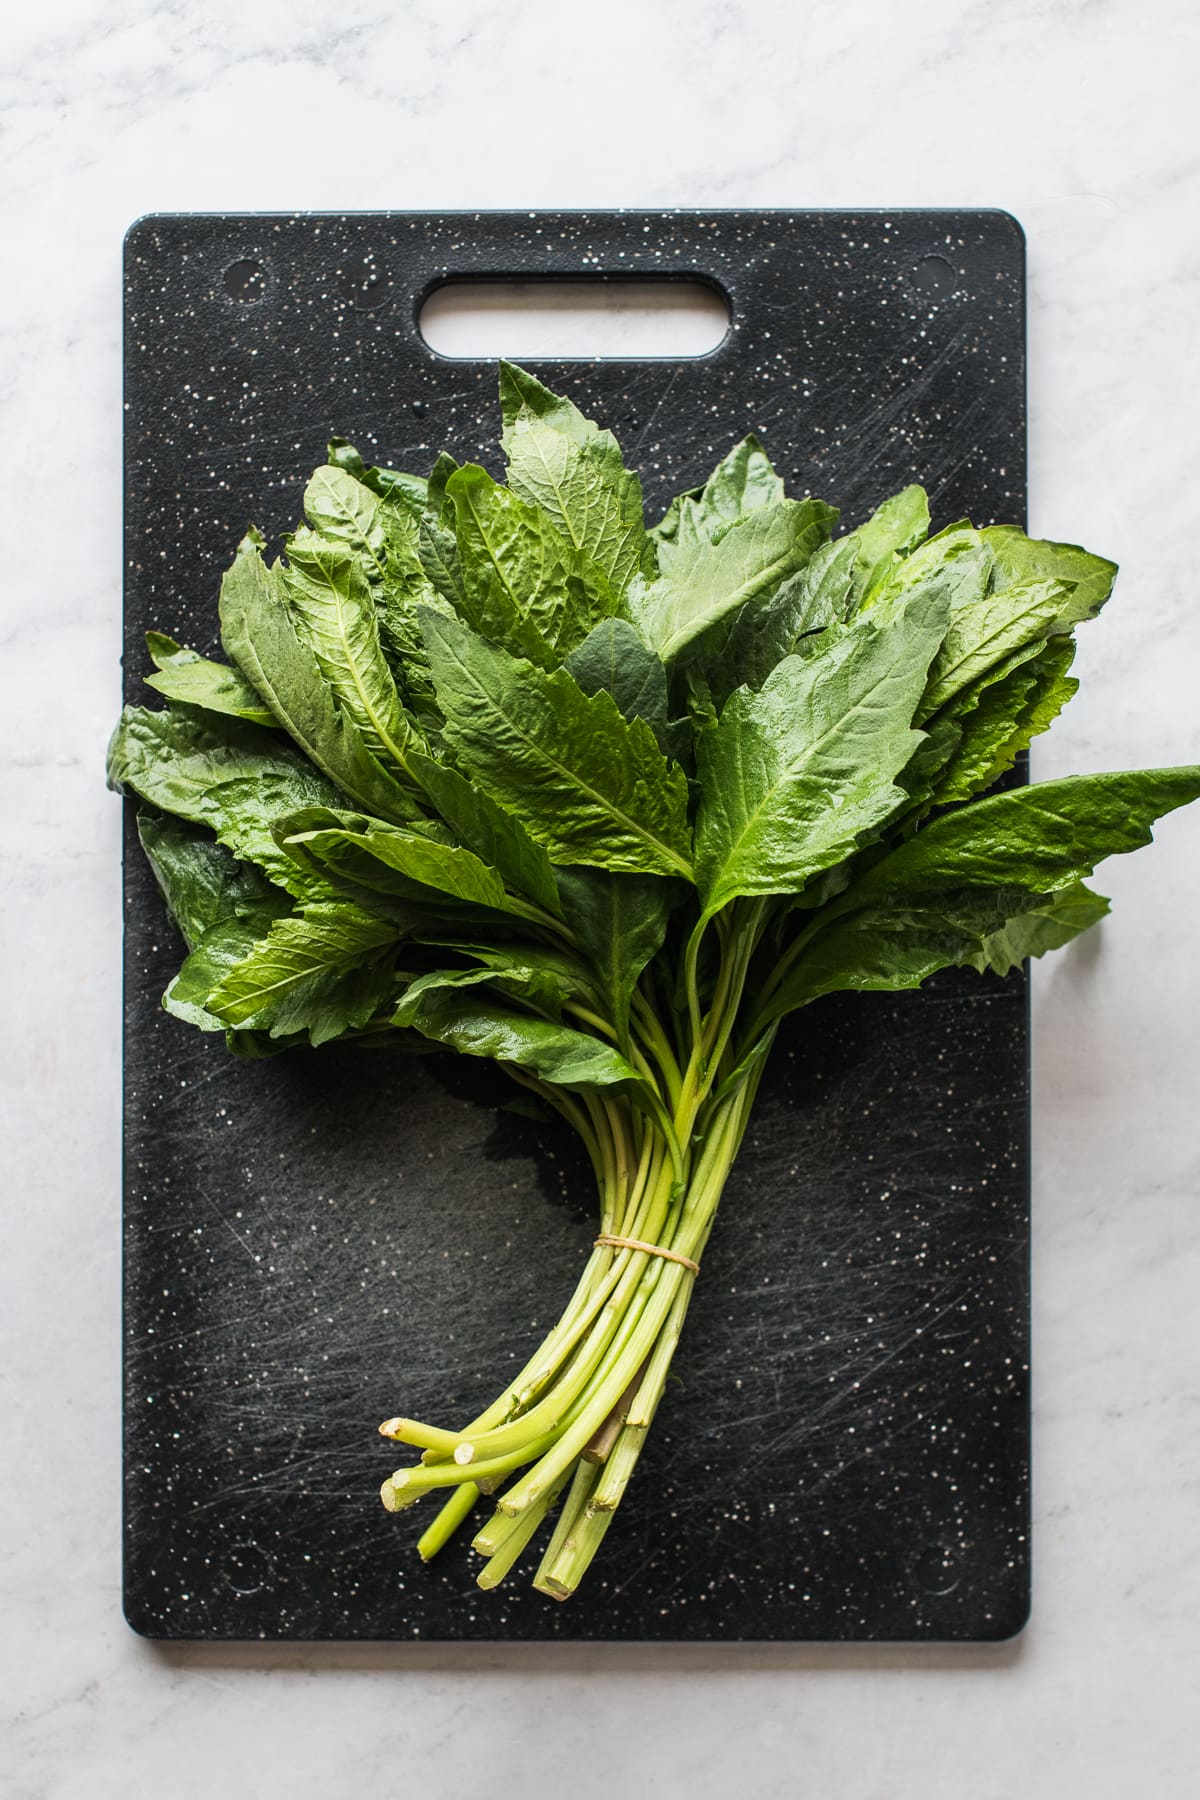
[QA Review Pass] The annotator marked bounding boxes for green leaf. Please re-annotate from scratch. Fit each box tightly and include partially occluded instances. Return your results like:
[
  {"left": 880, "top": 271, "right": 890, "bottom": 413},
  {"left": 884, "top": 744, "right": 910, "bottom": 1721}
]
[
  {"left": 407, "top": 751, "right": 562, "bottom": 917},
  {"left": 846, "top": 767, "right": 1200, "bottom": 907},
  {"left": 108, "top": 703, "right": 344, "bottom": 900},
  {"left": 205, "top": 903, "right": 402, "bottom": 1044},
  {"left": 965, "top": 881, "right": 1111, "bottom": 976},
  {"left": 394, "top": 957, "right": 576, "bottom": 1023},
  {"left": 767, "top": 877, "right": 1112, "bottom": 1019},
  {"left": 933, "top": 634, "right": 1078, "bottom": 806},
  {"left": 302, "top": 464, "right": 389, "bottom": 580},
  {"left": 864, "top": 522, "right": 993, "bottom": 613},
  {"left": 564, "top": 618, "right": 669, "bottom": 745},
  {"left": 983, "top": 526, "right": 1117, "bottom": 626},
  {"left": 136, "top": 809, "right": 289, "bottom": 949},
  {"left": 849, "top": 484, "right": 930, "bottom": 597},
  {"left": 326, "top": 438, "right": 428, "bottom": 518},
  {"left": 218, "top": 531, "right": 426, "bottom": 825},
  {"left": 417, "top": 516, "right": 470, "bottom": 611},
  {"left": 765, "top": 884, "right": 1046, "bottom": 1017},
  {"left": 555, "top": 868, "right": 672, "bottom": 1044},
  {"left": 499, "top": 362, "right": 654, "bottom": 596},
  {"left": 706, "top": 535, "right": 859, "bottom": 706},
  {"left": 165, "top": 918, "right": 275, "bottom": 1031},
  {"left": 395, "top": 987, "right": 640, "bottom": 1090},
  {"left": 631, "top": 498, "right": 837, "bottom": 665},
  {"left": 695, "top": 589, "right": 949, "bottom": 913},
  {"left": 444, "top": 464, "right": 617, "bottom": 665},
  {"left": 278, "top": 808, "right": 532, "bottom": 919},
  {"left": 653, "top": 435, "right": 785, "bottom": 554},
  {"left": 144, "top": 633, "right": 279, "bottom": 727},
  {"left": 282, "top": 531, "right": 424, "bottom": 776},
  {"left": 920, "top": 579, "right": 1068, "bottom": 718},
  {"left": 422, "top": 609, "right": 694, "bottom": 880}
]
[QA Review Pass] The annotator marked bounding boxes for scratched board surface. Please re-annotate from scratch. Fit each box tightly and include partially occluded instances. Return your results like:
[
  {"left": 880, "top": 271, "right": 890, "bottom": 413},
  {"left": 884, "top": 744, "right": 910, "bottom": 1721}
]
[{"left": 122, "top": 210, "right": 1029, "bottom": 1640}]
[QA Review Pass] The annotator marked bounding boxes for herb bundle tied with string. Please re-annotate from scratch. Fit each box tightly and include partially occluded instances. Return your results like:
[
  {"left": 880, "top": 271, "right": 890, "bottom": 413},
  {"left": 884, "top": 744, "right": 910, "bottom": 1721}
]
[{"left": 109, "top": 362, "right": 1200, "bottom": 1599}]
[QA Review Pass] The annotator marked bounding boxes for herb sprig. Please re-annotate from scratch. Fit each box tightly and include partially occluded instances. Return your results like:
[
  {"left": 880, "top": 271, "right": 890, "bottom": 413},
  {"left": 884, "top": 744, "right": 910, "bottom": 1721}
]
[{"left": 109, "top": 364, "right": 1200, "bottom": 1600}]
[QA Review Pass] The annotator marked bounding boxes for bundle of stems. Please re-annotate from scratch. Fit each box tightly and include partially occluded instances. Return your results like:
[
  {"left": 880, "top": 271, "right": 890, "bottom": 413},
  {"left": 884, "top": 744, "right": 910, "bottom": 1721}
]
[{"left": 381, "top": 908, "right": 773, "bottom": 1598}]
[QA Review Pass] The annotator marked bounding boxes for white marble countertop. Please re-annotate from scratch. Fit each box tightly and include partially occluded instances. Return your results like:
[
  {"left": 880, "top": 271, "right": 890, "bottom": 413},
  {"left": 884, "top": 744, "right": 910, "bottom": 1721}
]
[{"left": 3, "top": 2, "right": 1199, "bottom": 1794}]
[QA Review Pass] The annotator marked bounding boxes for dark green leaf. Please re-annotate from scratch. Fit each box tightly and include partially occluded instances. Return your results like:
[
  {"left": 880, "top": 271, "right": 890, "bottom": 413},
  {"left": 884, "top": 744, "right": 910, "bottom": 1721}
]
[
  {"left": 108, "top": 703, "right": 344, "bottom": 900},
  {"left": 395, "top": 987, "right": 640, "bottom": 1090},
  {"left": 632, "top": 498, "right": 837, "bottom": 665},
  {"left": 165, "top": 918, "right": 274, "bottom": 1031},
  {"left": 555, "top": 868, "right": 671, "bottom": 1044},
  {"left": 394, "top": 957, "right": 576, "bottom": 1023},
  {"left": 564, "top": 618, "right": 669, "bottom": 745},
  {"left": 136, "top": 809, "right": 289, "bottom": 949},
  {"left": 846, "top": 767, "right": 1200, "bottom": 907},
  {"left": 282, "top": 531, "right": 425, "bottom": 776},
  {"left": 765, "top": 884, "right": 1045, "bottom": 1018},
  {"left": 422, "top": 610, "right": 693, "bottom": 880},
  {"left": 278, "top": 809, "right": 531, "bottom": 919},
  {"left": 408, "top": 751, "right": 562, "bottom": 916},
  {"left": 707, "top": 536, "right": 858, "bottom": 706},
  {"left": 206, "top": 903, "right": 402, "bottom": 1044},
  {"left": 965, "top": 881, "right": 1110, "bottom": 976},
  {"left": 695, "top": 590, "right": 949, "bottom": 913},
  {"left": 217, "top": 531, "right": 426, "bottom": 824}
]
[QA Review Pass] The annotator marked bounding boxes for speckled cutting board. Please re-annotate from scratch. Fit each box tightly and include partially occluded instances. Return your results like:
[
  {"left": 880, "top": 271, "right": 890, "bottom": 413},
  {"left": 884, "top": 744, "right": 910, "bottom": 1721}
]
[{"left": 122, "top": 209, "right": 1029, "bottom": 1641}]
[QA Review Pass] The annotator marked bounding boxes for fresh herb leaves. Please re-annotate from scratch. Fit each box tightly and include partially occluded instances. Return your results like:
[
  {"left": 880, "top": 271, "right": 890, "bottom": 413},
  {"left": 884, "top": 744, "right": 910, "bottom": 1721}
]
[{"left": 109, "top": 364, "right": 1198, "bottom": 1604}]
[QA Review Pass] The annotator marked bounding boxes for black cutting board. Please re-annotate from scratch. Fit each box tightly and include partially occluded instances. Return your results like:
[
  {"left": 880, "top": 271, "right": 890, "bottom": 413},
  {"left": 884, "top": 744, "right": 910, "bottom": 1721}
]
[{"left": 122, "top": 208, "right": 1029, "bottom": 1641}]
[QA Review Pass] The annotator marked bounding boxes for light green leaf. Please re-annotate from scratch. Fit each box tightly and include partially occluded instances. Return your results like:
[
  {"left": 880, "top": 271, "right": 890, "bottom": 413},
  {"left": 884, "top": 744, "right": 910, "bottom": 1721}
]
[
  {"left": 144, "top": 633, "right": 279, "bottom": 727},
  {"left": 282, "top": 531, "right": 423, "bottom": 776},
  {"left": 850, "top": 484, "right": 930, "bottom": 597},
  {"left": 217, "top": 531, "right": 426, "bottom": 825},
  {"left": 445, "top": 464, "right": 617, "bottom": 665},
  {"left": 983, "top": 526, "right": 1117, "bottom": 626},
  {"left": 920, "top": 579, "right": 1068, "bottom": 718},
  {"left": 326, "top": 438, "right": 428, "bottom": 518},
  {"left": 653, "top": 435, "right": 786, "bottom": 555},
  {"left": 499, "top": 361, "right": 654, "bottom": 596},
  {"left": 864, "top": 522, "right": 993, "bottom": 613},
  {"left": 302, "top": 464, "right": 389, "bottom": 580},
  {"left": 422, "top": 610, "right": 693, "bottom": 880},
  {"left": 278, "top": 808, "right": 531, "bottom": 918},
  {"left": 206, "top": 903, "right": 401, "bottom": 1043},
  {"left": 695, "top": 589, "right": 949, "bottom": 913},
  {"left": 933, "top": 634, "right": 1078, "bottom": 805},
  {"left": 395, "top": 987, "right": 640, "bottom": 1090},
  {"left": 631, "top": 498, "right": 837, "bottom": 665}
]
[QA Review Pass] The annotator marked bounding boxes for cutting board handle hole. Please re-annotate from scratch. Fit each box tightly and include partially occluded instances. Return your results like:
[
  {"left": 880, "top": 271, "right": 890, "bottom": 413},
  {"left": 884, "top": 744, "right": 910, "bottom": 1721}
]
[{"left": 419, "top": 277, "right": 730, "bottom": 361}]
